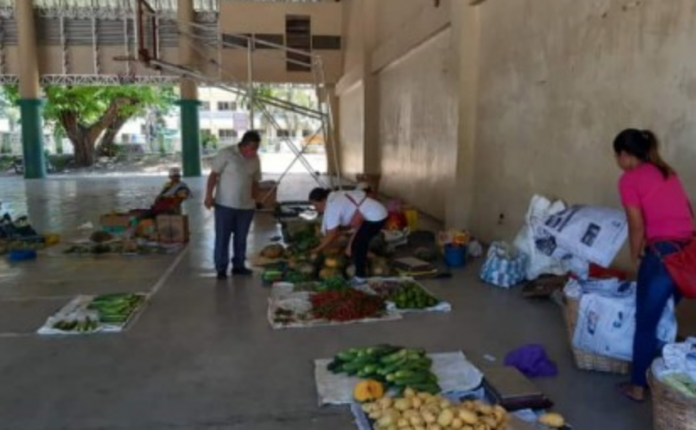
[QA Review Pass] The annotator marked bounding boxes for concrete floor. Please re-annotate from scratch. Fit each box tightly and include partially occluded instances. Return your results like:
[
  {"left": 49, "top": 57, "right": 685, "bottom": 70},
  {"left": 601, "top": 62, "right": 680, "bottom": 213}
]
[{"left": 0, "top": 174, "right": 662, "bottom": 430}]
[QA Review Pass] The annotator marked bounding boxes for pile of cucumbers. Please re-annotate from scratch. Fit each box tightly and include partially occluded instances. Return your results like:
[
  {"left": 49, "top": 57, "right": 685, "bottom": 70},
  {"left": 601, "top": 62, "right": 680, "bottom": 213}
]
[
  {"left": 327, "top": 344, "right": 441, "bottom": 394},
  {"left": 52, "top": 318, "right": 99, "bottom": 332},
  {"left": 87, "top": 293, "right": 145, "bottom": 324}
]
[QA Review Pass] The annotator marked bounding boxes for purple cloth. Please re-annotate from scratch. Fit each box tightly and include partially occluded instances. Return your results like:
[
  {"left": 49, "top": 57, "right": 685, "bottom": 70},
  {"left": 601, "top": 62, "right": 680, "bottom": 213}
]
[{"left": 504, "top": 344, "right": 558, "bottom": 378}]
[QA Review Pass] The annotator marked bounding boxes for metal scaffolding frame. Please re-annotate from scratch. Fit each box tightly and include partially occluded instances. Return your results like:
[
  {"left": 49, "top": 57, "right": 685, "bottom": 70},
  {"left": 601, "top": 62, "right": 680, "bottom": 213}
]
[{"left": 135, "top": 3, "right": 342, "bottom": 196}]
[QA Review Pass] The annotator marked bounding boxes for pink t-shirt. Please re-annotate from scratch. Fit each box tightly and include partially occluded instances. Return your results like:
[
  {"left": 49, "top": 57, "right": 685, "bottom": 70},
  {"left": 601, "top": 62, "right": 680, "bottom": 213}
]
[{"left": 619, "top": 163, "right": 694, "bottom": 241}]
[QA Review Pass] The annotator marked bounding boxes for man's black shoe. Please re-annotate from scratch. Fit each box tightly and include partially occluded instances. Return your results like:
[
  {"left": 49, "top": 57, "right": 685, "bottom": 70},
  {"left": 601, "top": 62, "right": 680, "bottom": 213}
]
[
  {"left": 216, "top": 271, "right": 228, "bottom": 280},
  {"left": 232, "top": 267, "right": 253, "bottom": 276}
]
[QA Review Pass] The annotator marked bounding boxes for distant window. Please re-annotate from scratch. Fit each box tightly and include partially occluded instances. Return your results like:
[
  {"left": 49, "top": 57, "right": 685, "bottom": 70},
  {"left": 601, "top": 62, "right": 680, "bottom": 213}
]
[
  {"left": 218, "top": 129, "right": 238, "bottom": 139},
  {"left": 286, "top": 15, "right": 311, "bottom": 72},
  {"left": 217, "top": 102, "right": 237, "bottom": 111},
  {"left": 277, "top": 129, "right": 292, "bottom": 138},
  {"left": 201, "top": 129, "right": 212, "bottom": 136},
  {"left": 200, "top": 102, "right": 211, "bottom": 111},
  {"left": 301, "top": 129, "right": 313, "bottom": 138}
]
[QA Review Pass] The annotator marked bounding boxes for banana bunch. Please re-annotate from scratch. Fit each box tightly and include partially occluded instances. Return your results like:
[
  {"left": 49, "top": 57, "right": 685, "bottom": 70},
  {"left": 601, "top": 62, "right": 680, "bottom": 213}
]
[{"left": 328, "top": 345, "right": 441, "bottom": 394}]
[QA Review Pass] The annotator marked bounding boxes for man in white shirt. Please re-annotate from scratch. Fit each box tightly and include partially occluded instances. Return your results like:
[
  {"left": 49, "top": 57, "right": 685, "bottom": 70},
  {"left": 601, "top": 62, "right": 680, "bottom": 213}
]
[
  {"left": 204, "top": 131, "right": 262, "bottom": 280},
  {"left": 308, "top": 187, "right": 388, "bottom": 284}
]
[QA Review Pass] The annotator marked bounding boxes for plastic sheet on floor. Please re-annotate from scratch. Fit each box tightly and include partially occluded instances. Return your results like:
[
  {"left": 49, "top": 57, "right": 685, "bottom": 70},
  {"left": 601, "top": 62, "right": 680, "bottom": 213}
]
[
  {"left": 267, "top": 282, "right": 402, "bottom": 329},
  {"left": 314, "top": 351, "right": 484, "bottom": 406},
  {"left": 365, "top": 277, "right": 452, "bottom": 313},
  {"left": 350, "top": 390, "right": 543, "bottom": 430},
  {"left": 37, "top": 294, "right": 147, "bottom": 335}
]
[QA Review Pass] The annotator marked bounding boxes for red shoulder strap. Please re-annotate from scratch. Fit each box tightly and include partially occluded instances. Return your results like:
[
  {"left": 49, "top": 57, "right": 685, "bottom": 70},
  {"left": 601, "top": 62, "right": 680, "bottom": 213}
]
[{"left": 345, "top": 193, "right": 367, "bottom": 208}]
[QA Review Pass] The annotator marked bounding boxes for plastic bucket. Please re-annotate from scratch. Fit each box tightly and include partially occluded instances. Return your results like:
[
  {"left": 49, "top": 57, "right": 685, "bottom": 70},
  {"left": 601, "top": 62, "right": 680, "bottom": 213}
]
[
  {"left": 444, "top": 244, "right": 467, "bottom": 268},
  {"left": 404, "top": 208, "right": 419, "bottom": 231},
  {"left": 8, "top": 249, "right": 37, "bottom": 262}
]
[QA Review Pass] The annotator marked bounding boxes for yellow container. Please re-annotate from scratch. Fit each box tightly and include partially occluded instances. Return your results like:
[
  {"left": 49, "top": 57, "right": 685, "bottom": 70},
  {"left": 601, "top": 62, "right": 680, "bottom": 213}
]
[
  {"left": 43, "top": 233, "right": 61, "bottom": 246},
  {"left": 404, "top": 208, "right": 419, "bottom": 231}
]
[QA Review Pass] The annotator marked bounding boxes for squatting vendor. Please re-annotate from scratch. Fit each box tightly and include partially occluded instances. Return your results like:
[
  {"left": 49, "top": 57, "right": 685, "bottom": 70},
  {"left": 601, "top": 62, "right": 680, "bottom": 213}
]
[{"left": 308, "top": 187, "right": 388, "bottom": 284}]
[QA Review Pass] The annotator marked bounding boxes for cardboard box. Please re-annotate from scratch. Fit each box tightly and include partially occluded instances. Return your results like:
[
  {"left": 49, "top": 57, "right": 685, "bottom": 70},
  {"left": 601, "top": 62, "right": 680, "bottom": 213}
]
[
  {"left": 135, "top": 219, "right": 157, "bottom": 240},
  {"left": 254, "top": 181, "right": 278, "bottom": 210},
  {"left": 100, "top": 214, "right": 136, "bottom": 236},
  {"left": 156, "top": 215, "right": 189, "bottom": 243}
]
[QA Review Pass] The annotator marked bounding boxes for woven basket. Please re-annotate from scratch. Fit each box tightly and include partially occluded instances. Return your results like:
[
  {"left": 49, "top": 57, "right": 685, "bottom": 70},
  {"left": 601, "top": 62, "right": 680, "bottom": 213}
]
[
  {"left": 562, "top": 295, "right": 631, "bottom": 374},
  {"left": 649, "top": 371, "right": 696, "bottom": 430}
]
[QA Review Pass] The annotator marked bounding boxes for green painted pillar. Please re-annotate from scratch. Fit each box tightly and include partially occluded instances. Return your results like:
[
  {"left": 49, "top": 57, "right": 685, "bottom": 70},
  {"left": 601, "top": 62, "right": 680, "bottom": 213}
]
[
  {"left": 17, "top": 99, "right": 46, "bottom": 179},
  {"left": 178, "top": 99, "right": 202, "bottom": 177}
]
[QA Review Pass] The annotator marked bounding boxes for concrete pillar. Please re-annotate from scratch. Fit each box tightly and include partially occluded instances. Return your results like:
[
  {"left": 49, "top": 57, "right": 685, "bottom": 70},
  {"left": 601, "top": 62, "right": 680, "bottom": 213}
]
[
  {"left": 15, "top": 0, "right": 46, "bottom": 179},
  {"left": 322, "top": 84, "right": 341, "bottom": 177},
  {"left": 445, "top": 1, "right": 482, "bottom": 229},
  {"left": 361, "top": 0, "right": 380, "bottom": 175},
  {"left": 177, "top": 0, "right": 201, "bottom": 177}
]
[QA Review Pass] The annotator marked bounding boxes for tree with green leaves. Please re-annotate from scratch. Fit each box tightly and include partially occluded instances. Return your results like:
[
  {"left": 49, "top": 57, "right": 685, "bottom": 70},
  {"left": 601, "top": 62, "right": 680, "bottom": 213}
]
[
  {"left": 3, "top": 85, "right": 176, "bottom": 166},
  {"left": 0, "top": 88, "right": 19, "bottom": 132}
]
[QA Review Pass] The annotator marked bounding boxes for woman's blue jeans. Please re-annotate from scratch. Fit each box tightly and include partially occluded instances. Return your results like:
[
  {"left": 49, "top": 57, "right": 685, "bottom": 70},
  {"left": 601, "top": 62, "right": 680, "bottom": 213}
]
[{"left": 632, "top": 241, "right": 683, "bottom": 387}]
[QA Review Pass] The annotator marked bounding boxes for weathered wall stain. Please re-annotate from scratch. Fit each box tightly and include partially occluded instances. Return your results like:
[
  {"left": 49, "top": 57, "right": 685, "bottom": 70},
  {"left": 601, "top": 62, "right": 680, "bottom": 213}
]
[{"left": 472, "top": 0, "right": 696, "bottom": 247}]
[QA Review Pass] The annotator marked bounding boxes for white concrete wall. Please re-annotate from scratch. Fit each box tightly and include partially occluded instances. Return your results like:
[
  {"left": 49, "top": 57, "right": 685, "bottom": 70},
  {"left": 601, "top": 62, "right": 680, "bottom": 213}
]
[
  {"left": 471, "top": 0, "right": 696, "bottom": 244},
  {"left": 338, "top": 0, "right": 696, "bottom": 247},
  {"left": 338, "top": 81, "right": 364, "bottom": 180},
  {"left": 377, "top": 29, "right": 457, "bottom": 220}
]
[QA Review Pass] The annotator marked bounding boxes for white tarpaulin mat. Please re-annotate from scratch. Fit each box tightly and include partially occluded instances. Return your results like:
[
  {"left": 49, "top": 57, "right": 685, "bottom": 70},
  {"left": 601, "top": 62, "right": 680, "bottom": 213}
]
[
  {"left": 268, "top": 283, "right": 402, "bottom": 329},
  {"left": 365, "top": 277, "right": 452, "bottom": 314},
  {"left": 37, "top": 294, "right": 147, "bottom": 335},
  {"left": 314, "top": 351, "right": 484, "bottom": 406}
]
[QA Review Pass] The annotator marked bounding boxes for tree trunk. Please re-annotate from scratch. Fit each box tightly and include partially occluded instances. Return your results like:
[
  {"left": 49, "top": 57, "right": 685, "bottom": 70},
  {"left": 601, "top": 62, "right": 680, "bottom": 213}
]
[
  {"left": 73, "top": 133, "right": 95, "bottom": 167},
  {"left": 58, "top": 97, "right": 137, "bottom": 167},
  {"left": 97, "top": 115, "right": 129, "bottom": 157}
]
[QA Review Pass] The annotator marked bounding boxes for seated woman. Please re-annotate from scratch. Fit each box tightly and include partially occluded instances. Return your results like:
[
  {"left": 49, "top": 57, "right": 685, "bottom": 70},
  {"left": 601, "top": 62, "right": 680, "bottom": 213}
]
[{"left": 151, "top": 167, "right": 191, "bottom": 215}]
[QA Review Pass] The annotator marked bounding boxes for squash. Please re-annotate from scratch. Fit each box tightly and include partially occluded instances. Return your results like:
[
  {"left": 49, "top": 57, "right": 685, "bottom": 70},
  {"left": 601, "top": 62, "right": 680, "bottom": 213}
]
[
  {"left": 324, "top": 257, "right": 341, "bottom": 269},
  {"left": 319, "top": 268, "right": 340, "bottom": 280},
  {"left": 345, "top": 264, "right": 357, "bottom": 279},
  {"left": 369, "top": 257, "right": 391, "bottom": 277},
  {"left": 538, "top": 413, "right": 565, "bottom": 428},
  {"left": 354, "top": 380, "right": 385, "bottom": 403},
  {"left": 261, "top": 244, "right": 285, "bottom": 259}
]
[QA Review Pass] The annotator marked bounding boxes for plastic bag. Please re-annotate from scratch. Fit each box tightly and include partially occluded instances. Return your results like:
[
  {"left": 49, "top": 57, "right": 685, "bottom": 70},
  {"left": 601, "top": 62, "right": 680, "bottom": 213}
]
[
  {"left": 480, "top": 242, "right": 528, "bottom": 288},
  {"left": 572, "top": 287, "right": 677, "bottom": 361},
  {"left": 513, "top": 195, "right": 568, "bottom": 280}
]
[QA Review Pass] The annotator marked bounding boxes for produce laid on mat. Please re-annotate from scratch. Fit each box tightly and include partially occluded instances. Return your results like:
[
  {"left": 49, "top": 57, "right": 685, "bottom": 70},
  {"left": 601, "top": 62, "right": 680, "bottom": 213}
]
[
  {"left": 268, "top": 283, "right": 402, "bottom": 329},
  {"left": 329, "top": 345, "right": 441, "bottom": 395},
  {"left": 38, "top": 293, "right": 147, "bottom": 335},
  {"left": 311, "top": 289, "right": 387, "bottom": 322},
  {"left": 366, "top": 278, "right": 449, "bottom": 312},
  {"left": 315, "top": 346, "right": 484, "bottom": 407},
  {"left": 358, "top": 388, "right": 511, "bottom": 430}
]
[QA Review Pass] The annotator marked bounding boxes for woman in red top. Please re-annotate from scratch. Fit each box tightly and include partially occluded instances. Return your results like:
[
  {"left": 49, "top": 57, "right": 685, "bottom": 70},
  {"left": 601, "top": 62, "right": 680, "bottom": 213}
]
[{"left": 614, "top": 129, "right": 694, "bottom": 402}]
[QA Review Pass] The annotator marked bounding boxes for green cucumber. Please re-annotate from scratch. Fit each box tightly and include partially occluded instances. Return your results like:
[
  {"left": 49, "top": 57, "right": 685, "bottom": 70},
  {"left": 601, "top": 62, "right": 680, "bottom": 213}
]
[
  {"left": 393, "top": 373, "right": 432, "bottom": 385},
  {"left": 404, "top": 382, "right": 441, "bottom": 394},
  {"left": 342, "top": 358, "right": 375, "bottom": 373},
  {"left": 380, "top": 349, "right": 408, "bottom": 364},
  {"left": 335, "top": 351, "right": 357, "bottom": 362},
  {"left": 377, "top": 356, "right": 409, "bottom": 375}
]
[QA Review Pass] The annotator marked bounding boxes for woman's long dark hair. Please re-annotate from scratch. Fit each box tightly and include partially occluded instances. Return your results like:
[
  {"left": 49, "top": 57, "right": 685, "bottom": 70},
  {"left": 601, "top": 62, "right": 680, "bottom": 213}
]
[{"left": 613, "top": 128, "right": 674, "bottom": 178}]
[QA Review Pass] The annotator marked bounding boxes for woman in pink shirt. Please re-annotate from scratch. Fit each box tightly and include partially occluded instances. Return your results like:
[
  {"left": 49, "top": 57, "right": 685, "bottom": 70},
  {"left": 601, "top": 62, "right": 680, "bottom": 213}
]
[{"left": 614, "top": 129, "right": 694, "bottom": 402}]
